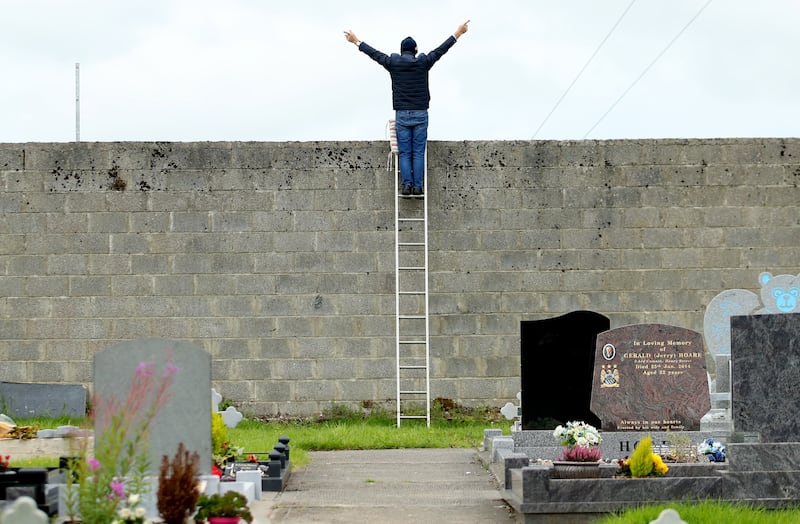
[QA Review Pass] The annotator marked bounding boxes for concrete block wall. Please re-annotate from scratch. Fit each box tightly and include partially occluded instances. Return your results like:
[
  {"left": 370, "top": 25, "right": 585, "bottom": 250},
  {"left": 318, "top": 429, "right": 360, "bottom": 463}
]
[{"left": 1, "top": 139, "right": 798, "bottom": 416}]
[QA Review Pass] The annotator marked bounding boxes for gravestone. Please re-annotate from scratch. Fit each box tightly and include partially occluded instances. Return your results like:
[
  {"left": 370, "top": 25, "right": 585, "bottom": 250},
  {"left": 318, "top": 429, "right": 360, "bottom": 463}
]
[
  {"left": 590, "top": 324, "right": 710, "bottom": 431},
  {"left": 520, "top": 311, "right": 609, "bottom": 429},
  {"left": 94, "top": 338, "right": 212, "bottom": 474},
  {"left": 731, "top": 313, "right": 800, "bottom": 442},
  {"left": 0, "top": 383, "right": 86, "bottom": 418},
  {"left": 703, "top": 272, "right": 800, "bottom": 412},
  {"left": 0, "top": 496, "right": 48, "bottom": 524}
]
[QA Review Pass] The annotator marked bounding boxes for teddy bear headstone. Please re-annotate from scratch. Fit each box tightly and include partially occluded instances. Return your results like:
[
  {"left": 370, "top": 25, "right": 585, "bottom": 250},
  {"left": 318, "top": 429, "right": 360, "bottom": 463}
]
[{"left": 703, "top": 272, "right": 800, "bottom": 411}]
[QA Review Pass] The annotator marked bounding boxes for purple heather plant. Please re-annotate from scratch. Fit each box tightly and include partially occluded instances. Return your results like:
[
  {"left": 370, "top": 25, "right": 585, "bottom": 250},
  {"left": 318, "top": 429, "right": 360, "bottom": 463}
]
[{"left": 560, "top": 444, "right": 603, "bottom": 462}]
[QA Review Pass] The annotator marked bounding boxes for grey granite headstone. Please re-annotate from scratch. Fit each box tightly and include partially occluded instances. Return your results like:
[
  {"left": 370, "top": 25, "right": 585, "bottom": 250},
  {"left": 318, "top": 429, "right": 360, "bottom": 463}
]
[
  {"left": 591, "top": 324, "right": 710, "bottom": 431},
  {"left": 731, "top": 313, "right": 800, "bottom": 442},
  {"left": 94, "top": 338, "right": 212, "bottom": 474},
  {"left": 0, "top": 382, "right": 87, "bottom": 418}
]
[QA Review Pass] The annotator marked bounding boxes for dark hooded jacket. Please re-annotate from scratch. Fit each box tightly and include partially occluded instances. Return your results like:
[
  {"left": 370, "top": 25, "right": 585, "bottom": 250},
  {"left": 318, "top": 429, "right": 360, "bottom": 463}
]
[{"left": 358, "top": 35, "right": 457, "bottom": 110}]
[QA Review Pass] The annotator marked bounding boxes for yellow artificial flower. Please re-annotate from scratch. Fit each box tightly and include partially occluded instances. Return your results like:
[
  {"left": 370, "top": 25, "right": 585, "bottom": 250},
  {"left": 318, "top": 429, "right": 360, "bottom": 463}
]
[{"left": 652, "top": 453, "right": 669, "bottom": 475}]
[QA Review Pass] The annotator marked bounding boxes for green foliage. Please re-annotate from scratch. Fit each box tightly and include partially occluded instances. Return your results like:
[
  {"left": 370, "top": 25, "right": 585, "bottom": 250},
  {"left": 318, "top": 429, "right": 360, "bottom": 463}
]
[
  {"left": 14, "top": 415, "right": 91, "bottom": 429},
  {"left": 194, "top": 491, "right": 253, "bottom": 523},
  {"left": 7, "top": 456, "right": 59, "bottom": 468},
  {"left": 629, "top": 436, "right": 655, "bottom": 478},
  {"left": 228, "top": 405, "right": 508, "bottom": 469},
  {"left": 598, "top": 501, "right": 800, "bottom": 524},
  {"left": 211, "top": 411, "right": 242, "bottom": 466}
]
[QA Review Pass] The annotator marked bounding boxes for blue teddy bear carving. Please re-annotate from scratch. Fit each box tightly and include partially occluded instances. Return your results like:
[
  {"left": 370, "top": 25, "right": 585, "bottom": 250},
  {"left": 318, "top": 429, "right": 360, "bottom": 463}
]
[{"left": 703, "top": 272, "right": 800, "bottom": 356}]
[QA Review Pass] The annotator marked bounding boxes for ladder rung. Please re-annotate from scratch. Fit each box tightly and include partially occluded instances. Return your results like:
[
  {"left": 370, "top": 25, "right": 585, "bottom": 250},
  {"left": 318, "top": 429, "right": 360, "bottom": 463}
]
[
  {"left": 399, "top": 340, "right": 426, "bottom": 345},
  {"left": 398, "top": 242, "right": 425, "bottom": 246},
  {"left": 399, "top": 365, "right": 427, "bottom": 369},
  {"left": 399, "top": 315, "right": 425, "bottom": 319},
  {"left": 399, "top": 415, "right": 428, "bottom": 419},
  {"left": 399, "top": 390, "right": 427, "bottom": 395},
  {"left": 398, "top": 266, "right": 425, "bottom": 270},
  {"left": 399, "top": 291, "right": 425, "bottom": 295},
  {"left": 399, "top": 218, "right": 424, "bottom": 222}
]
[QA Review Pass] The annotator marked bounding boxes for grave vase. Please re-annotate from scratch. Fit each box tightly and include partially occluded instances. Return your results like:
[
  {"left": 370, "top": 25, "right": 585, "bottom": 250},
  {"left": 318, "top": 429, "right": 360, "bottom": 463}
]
[{"left": 552, "top": 461, "right": 601, "bottom": 479}]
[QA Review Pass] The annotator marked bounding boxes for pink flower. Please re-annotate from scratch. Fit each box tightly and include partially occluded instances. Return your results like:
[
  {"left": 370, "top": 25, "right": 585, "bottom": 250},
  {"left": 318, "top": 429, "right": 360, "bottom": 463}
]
[
  {"left": 560, "top": 445, "right": 602, "bottom": 462},
  {"left": 135, "top": 361, "right": 155, "bottom": 377},
  {"left": 87, "top": 458, "right": 100, "bottom": 471},
  {"left": 163, "top": 362, "right": 179, "bottom": 377},
  {"left": 110, "top": 480, "right": 125, "bottom": 499}
]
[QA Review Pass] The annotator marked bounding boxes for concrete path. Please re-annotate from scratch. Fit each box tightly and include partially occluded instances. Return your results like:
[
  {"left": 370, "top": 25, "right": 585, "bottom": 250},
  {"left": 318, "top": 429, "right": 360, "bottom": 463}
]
[{"left": 251, "top": 448, "right": 516, "bottom": 523}]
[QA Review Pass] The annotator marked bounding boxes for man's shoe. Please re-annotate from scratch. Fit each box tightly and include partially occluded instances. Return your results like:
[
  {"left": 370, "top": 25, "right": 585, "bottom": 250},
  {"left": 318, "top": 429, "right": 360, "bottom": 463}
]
[
  {"left": 401, "top": 184, "right": 412, "bottom": 196},
  {"left": 412, "top": 187, "right": 423, "bottom": 196}
]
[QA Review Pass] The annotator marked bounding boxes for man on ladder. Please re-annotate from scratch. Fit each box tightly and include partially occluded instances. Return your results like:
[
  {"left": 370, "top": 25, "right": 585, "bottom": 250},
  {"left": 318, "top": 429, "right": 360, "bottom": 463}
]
[{"left": 344, "top": 21, "right": 470, "bottom": 196}]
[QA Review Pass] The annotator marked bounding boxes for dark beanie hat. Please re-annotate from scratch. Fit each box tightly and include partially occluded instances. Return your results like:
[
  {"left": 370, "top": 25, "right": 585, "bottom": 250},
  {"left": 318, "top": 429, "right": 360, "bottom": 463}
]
[{"left": 401, "top": 36, "right": 416, "bottom": 53}]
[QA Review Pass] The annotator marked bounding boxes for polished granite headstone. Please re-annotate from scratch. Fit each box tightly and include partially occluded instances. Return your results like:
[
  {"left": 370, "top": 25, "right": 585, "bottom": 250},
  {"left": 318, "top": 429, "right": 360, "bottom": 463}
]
[
  {"left": 520, "top": 311, "right": 609, "bottom": 429},
  {"left": 591, "top": 324, "right": 710, "bottom": 431},
  {"left": 731, "top": 313, "right": 800, "bottom": 442},
  {"left": 0, "top": 382, "right": 86, "bottom": 418},
  {"left": 94, "top": 338, "right": 212, "bottom": 474}
]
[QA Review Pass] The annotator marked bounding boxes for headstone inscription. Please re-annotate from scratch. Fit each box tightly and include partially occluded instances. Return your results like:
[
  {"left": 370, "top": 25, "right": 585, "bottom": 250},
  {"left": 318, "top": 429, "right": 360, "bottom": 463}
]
[
  {"left": 590, "top": 324, "right": 710, "bottom": 432},
  {"left": 731, "top": 312, "right": 800, "bottom": 442},
  {"left": 94, "top": 338, "right": 212, "bottom": 474},
  {"left": 520, "top": 311, "right": 609, "bottom": 429}
]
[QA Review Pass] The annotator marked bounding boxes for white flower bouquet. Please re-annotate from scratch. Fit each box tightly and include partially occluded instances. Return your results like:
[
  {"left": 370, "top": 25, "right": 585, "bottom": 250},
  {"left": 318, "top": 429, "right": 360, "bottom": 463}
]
[{"left": 553, "top": 421, "right": 603, "bottom": 462}]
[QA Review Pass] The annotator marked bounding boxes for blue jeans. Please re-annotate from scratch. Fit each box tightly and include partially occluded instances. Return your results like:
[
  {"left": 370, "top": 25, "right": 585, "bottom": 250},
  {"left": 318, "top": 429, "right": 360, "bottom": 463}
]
[{"left": 395, "top": 110, "right": 428, "bottom": 189}]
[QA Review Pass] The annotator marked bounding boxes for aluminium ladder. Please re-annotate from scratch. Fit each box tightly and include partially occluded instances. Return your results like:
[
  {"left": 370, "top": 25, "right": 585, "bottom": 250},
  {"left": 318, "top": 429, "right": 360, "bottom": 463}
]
[{"left": 387, "top": 120, "right": 431, "bottom": 427}]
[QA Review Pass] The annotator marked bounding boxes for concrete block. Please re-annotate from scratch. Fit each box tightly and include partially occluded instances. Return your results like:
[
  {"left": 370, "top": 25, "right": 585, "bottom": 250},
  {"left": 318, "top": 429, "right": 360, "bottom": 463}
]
[
  {"left": 88, "top": 212, "right": 129, "bottom": 233},
  {"left": 46, "top": 255, "right": 88, "bottom": 275},
  {"left": 235, "top": 470, "right": 262, "bottom": 500},
  {"left": 491, "top": 436, "right": 515, "bottom": 463},
  {"left": 89, "top": 255, "right": 132, "bottom": 276},
  {"left": 504, "top": 453, "right": 531, "bottom": 489},
  {"left": 218, "top": 481, "right": 255, "bottom": 501},
  {"left": 200, "top": 474, "right": 220, "bottom": 495},
  {"left": 483, "top": 429, "right": 502, "bottom": 452},
  {"left": 171, "top": 212, "right": 211, "bottom": 232},
  {"left": 69, "top": 276, "right": 112, "bottom": 296}
]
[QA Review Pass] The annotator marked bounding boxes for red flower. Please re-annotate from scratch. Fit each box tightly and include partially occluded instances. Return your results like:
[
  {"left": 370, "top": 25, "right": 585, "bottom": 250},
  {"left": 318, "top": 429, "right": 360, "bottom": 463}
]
[{"left": 212, "top": 464, "right": 223, "bottom": 477}]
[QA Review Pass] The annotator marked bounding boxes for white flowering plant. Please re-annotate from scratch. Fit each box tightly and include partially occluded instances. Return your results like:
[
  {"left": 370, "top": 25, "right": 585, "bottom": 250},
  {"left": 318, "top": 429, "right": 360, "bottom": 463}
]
[
  {"left": 112, "top": 494, "right": 152, "bottom": 524},
  {"left": 553, "top": 421, "right": 603, "bottom": 462},
  {"left": 697, "top": 438, "right": 726, "bottom": 462}
]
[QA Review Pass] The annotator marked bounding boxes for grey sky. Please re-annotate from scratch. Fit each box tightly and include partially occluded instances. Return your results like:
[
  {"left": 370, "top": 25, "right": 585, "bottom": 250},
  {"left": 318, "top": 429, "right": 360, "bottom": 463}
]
[{"left": 2, "top": 0, "right": 798, "bottom": 143}]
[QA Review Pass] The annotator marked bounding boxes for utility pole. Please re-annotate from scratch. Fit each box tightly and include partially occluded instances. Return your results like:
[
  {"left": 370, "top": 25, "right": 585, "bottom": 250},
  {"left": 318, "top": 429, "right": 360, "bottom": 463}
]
[{"left": 75, "top": 62, "right": 80, "bottom": 142}]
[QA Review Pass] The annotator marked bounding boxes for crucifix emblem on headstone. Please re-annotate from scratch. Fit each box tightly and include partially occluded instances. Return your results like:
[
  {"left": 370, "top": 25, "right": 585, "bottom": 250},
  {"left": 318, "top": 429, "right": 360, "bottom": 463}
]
[{"left": 500, "top": 392, "right": 522, "bottom": 431}]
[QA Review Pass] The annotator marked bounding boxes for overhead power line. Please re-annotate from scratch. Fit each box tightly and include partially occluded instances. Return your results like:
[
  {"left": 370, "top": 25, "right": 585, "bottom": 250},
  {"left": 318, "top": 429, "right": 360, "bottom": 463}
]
[
  {"left": 583, "top": 0, "right": 714, "bottom": 139},
  {"left": 532, "top": 0, "right": 638, "bottom": 139}
]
